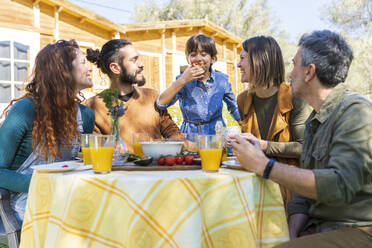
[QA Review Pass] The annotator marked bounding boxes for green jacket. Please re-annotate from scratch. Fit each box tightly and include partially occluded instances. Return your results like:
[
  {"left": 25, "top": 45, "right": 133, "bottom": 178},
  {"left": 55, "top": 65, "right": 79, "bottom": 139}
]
[{"left": 287, "top": 84, "right": 372, "bottom": 232}]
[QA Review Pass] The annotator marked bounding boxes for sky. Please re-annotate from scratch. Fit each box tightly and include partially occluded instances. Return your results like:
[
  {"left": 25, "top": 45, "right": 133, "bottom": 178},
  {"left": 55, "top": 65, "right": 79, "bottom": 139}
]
[{"left": 69, "top": 0, "right": 335, "bottom": 42}]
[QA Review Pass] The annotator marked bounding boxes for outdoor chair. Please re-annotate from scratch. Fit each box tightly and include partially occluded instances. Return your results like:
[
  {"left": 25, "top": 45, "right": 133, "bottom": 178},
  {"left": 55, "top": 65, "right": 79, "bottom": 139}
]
[{"left": 0, "top": 188, "right": 21, "bottom": 248}]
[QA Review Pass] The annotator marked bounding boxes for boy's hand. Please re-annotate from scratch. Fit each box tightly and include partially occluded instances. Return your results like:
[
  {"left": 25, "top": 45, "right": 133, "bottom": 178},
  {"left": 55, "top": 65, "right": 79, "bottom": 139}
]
[{"left": 180, "top": 62, "right": 205, "bottom": 83}]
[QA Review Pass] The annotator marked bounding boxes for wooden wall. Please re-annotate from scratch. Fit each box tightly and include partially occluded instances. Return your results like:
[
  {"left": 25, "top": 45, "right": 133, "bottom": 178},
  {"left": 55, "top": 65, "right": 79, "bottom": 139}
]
[
  {"left": 0, "top": 0, "right": 34, "bottom": 30},
  {"left": 124, "top": 32, "right": 163, "bottom": 54},
  {"left": 165, "top": 54, "right": 173, "bottom": 88},
  {"left": 141, "top": 55, "right": 160, "bottom": 92}
]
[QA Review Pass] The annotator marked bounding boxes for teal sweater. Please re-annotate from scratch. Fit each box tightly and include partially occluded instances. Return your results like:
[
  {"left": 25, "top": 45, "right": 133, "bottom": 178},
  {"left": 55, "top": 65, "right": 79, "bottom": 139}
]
[{"left": 0, "top": 98, "right": 95, "bottom": 193}]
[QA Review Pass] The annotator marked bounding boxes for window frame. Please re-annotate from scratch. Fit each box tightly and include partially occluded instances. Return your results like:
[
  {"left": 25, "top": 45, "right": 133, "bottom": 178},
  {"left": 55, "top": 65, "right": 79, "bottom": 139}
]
[{"left": 0, "top": 28, "right": 39, "bottom": 113}]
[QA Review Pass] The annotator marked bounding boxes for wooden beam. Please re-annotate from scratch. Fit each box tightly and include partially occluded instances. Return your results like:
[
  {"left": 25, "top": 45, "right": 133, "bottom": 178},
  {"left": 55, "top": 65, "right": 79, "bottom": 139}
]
[
  {"left": 55, "top": 5, "right": 63, "bottom": 13},
  {"left": 160, "top": 29, "right": 166, "bottom": 51},
  {"left": 54, "top": 6, "right": 61, "bottom": 41},
  {"left": 222, "top": 39, "right": 227, "bottom": 60},
  {"left": 33, "top": 0, "right": 41, "bottom": 4},
  {"left": 172, "top": 31, "right": 177, "bottom": 51},
  {"left": 110, "top": 31, "right": 121, "bottom": 39},
  {"left": 233, "top": 44, "right": 239, "bottom": 92},
  {"left": 33, "top": 1, "right": 40, "bottom": 28},
  {"left": 79, "top": 17, "right": 86, "bottom": 24}
]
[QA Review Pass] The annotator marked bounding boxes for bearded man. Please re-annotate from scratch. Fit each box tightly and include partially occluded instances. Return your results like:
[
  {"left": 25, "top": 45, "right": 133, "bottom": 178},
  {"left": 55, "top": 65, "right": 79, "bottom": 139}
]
[{"left": 86, "top": 39, "right": 182, "bottom": 152}]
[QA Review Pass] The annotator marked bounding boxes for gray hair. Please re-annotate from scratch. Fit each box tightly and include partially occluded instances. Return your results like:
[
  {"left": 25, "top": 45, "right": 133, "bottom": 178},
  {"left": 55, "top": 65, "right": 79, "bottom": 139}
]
[{"left": 299, "top": 30, "right": 353, "bottom": 87}]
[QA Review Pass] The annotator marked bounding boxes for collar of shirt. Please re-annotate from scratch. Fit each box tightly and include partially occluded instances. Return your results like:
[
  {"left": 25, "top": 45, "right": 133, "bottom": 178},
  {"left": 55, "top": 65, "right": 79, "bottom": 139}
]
[
  {"left": 118, "top": 90, "right": 134, "bottom": 102},
  {"left": 196, "top": 69, "right": 216, "bottom": 89},
  {"left": 311, "top": 84, "right": 349, "bottom": 124}
]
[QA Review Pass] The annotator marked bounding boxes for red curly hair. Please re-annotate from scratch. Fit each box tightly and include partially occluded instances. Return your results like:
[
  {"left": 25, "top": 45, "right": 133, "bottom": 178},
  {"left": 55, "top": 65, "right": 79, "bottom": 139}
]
[{"left": 3, "top": 40, "right": 81, "bottom": 160}]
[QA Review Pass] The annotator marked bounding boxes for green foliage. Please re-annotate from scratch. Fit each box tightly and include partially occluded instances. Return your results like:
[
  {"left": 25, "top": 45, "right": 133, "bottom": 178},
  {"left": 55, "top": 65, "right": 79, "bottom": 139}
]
[
  {"left": 343, "top": 36, "right": 372, "bottom": 96},
  {"left": 103, "top": 88, "right": 128, "bottom": 119},
  {"left": 134, "top": 0, "right": 284, "bottom": 39},
  {"left": 103, "top": 88, "right": 119, "bottom": 111},
  {"left": 322, "top": 0, "right": 372, "bottom": 36},
  {"left": 321, "top": 0, "right": 372, "bottom": 96}
]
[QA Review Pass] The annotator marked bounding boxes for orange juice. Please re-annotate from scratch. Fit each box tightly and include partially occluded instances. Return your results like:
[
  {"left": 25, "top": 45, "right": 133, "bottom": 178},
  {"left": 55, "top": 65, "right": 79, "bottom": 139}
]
[
  {"left": 90, "top": 147, "right": 114, "bottom": 173},
  {"left": 132, "top": 143, "right": 144, "bottom": 156},
  {"left": 82, "top": 147, "right": 92, "bottom": 165},
  {"left": 200, "top": 148, "right": 223, "bottom": 172},
  {"left": 221, "top": 147, "right": 228, "bottom": 161}
]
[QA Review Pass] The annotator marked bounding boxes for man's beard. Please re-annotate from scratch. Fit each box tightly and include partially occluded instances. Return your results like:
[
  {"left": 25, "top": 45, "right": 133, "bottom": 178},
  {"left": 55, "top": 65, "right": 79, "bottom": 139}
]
[{"left": 119, "top": 63, "right": 146, "bottom": 86}]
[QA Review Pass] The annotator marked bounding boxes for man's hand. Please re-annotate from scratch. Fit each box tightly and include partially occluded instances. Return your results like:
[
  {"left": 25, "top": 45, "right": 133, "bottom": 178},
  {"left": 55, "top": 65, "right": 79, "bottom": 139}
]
[
  {"left": 231, "top": 134, "right": 318, "bottom": 200},
  {"left": 230, "top": 134, "right": 269, "bottom": 176},
  {"left": 288, "top": 214, "right": 309, "bottom": 240}
]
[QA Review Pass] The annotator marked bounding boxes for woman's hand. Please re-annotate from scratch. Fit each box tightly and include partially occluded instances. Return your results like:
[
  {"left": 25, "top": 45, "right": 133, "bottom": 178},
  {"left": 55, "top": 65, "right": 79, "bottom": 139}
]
[
  {"left": 240, "top": 133, "right": 268, "bottom": 151},
  {"left": 230, "top": 134, "right": 269, "bottom": 176}
]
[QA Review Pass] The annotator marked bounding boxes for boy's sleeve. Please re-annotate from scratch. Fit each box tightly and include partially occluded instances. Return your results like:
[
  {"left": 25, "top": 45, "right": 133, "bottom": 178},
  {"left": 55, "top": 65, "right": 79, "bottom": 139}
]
[{"left": 156, "top": 77, "right": 184, "bottom": 109}]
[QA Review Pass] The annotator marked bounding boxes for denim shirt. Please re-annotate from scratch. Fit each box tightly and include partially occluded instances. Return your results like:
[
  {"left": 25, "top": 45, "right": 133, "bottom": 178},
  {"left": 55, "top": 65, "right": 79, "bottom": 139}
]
[
  {"left": 287, "top": 84, "right": 372, "bottom": 232},
  {"left": 157, "top": 70, "right": 240, "bottom": 138}
]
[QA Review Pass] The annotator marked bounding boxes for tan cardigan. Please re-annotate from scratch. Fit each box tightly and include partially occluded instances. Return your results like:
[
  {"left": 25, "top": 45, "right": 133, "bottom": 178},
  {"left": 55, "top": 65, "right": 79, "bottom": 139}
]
[
  {"left": 237, "top": 83, "right": 293, "bottom": 143},
  {"left": 86, "top": 86, "right": 182, "bottom": 153}
]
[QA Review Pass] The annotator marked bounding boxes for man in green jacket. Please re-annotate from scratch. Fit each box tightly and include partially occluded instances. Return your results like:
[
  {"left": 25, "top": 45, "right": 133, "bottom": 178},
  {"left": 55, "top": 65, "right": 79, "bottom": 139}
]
[{"left": 231, "top": 30, "right": 372, "bottom": 247}]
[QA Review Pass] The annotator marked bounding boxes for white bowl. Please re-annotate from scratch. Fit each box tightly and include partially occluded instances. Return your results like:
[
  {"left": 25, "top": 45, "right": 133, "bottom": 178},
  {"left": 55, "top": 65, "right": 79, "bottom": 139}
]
[{"left": 140, "top": 141, "right": 184, "bottom": 160}]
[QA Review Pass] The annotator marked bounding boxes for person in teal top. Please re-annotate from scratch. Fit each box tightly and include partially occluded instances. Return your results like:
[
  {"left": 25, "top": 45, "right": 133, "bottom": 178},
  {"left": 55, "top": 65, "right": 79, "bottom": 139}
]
[
  {"left": 0, "top": 99, "right": 94, "bottom": 193},
  {"left": 0, "top": 40, "right": 95, "bottom": 222}
]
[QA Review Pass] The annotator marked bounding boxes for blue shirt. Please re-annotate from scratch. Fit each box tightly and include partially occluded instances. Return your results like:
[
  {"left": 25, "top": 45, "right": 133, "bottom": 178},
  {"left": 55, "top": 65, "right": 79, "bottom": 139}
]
[{"left": 157, "top": 70, "right": 240, "bottom": 139}]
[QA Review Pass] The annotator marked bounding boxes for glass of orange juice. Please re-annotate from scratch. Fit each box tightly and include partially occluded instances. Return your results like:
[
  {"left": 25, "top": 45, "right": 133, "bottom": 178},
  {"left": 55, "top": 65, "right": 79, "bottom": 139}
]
[
  {"left": 132, "top": 133, "right": 150, "bottom": 156},
  {"left": 197, "top": 134, "right": 223, "bottom": 172},
  {"left": 89, "top": 134, "right": 115, "bottom": 174},
  {"left": 81, "top": 134, "right": 93, "bottom": 165}
]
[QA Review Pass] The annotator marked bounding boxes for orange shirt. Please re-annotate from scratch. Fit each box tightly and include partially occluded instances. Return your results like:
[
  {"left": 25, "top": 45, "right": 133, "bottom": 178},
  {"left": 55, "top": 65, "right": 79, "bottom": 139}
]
[{"left": 86, "top": 87, "right": 182, "bottom": 153}]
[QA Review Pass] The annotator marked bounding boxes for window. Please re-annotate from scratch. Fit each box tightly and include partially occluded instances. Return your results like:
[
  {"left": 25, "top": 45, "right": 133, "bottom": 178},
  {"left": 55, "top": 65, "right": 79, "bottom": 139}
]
[
  {"left": 0, "top": 41, "right": 30, "bottom": 103},
  {"left": 0, "top": 28, "right": 39, "bottom": 114}
]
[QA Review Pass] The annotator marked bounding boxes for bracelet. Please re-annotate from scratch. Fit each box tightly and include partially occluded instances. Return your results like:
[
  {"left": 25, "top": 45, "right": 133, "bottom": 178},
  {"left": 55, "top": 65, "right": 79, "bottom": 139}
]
[{"left": 263, "top": 158, "right": 276, "bottom": 179}]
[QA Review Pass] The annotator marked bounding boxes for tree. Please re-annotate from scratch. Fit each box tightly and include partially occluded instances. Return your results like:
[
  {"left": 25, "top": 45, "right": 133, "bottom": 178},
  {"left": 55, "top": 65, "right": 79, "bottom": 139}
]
[
  {"left": 134, "top": 0, "right": 282, "bottom": 38},
  {"left": 322, "top": 0, "right": 372, "bottom": 36},
  {"left": 322, "top": 0, "right": 372, "bottom": 96}
]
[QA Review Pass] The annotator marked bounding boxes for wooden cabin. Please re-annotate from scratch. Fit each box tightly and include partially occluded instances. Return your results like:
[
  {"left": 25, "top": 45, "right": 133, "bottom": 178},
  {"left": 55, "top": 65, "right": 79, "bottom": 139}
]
[{"left": 0, "top": 0, "right": 245, "bottom": 116}]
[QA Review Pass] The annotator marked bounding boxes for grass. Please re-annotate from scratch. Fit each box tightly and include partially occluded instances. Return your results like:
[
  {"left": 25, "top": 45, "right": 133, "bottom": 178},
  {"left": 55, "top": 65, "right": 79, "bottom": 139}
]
[{"left": 0, "top": 244, "right": 8, "bottom": 248}]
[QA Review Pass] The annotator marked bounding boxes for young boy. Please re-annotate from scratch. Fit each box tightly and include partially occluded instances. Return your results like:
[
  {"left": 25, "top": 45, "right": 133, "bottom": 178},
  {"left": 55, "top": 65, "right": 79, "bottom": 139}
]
[{"left": 156, "top": 34, "right": 240, "bottom": 140}]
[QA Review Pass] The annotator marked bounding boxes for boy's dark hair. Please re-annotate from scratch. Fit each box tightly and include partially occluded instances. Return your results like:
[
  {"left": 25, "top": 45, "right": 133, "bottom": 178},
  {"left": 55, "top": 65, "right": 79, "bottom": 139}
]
[{"left": 185, "top": 34, "right": 217, "bottom": 59}]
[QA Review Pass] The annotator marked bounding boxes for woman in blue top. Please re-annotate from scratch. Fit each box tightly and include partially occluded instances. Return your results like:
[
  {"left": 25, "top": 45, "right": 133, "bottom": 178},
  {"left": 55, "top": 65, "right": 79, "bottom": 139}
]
[
  {"left": 0, "top": 40, "right": 95, "bottom": 222},
  {"left": 157, "top": 34, "right": 240, "bottom": 140}
]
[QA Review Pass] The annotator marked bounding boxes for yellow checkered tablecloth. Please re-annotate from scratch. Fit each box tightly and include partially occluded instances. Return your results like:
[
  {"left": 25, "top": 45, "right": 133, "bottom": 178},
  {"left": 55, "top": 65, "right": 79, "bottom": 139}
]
[{"left": 20, "top": 169, "right": 289, "bottom": 247}]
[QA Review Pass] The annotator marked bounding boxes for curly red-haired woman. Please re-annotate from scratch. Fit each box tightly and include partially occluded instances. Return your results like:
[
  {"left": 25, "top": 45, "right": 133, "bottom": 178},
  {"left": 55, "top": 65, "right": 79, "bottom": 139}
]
[{"left": 0, "top": 40, "right": 95, "bottom": 223}]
